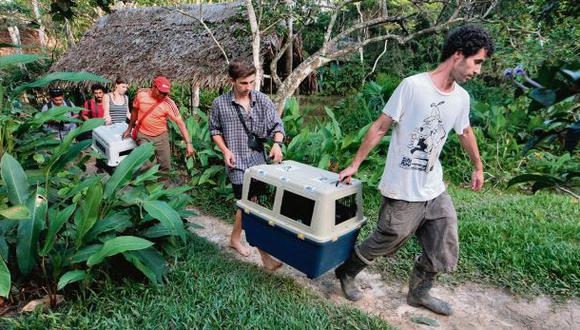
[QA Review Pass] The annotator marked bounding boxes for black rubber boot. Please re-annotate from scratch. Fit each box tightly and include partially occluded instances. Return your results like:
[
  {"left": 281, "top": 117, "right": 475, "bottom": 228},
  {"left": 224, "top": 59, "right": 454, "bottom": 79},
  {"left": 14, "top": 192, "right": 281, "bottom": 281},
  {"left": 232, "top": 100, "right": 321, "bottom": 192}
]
[
  {"left": 335, "top": 251, "right": 369, "bottom": 301},
  {"left": 407, "top": 263, "right": 453, "bottom": 316}
]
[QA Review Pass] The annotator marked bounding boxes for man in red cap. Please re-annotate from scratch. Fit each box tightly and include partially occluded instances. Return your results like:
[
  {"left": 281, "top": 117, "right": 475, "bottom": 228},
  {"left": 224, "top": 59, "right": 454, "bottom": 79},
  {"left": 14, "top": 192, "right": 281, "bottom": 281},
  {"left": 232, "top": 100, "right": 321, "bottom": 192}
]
[{"left": 124, "top": 76, "right": 194, "bottom": 173}]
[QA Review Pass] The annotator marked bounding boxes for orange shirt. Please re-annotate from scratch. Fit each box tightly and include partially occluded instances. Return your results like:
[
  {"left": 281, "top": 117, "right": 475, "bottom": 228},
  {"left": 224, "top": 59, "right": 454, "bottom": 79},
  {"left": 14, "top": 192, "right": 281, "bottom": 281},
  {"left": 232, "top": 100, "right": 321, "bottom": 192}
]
[{"left": 133, "top": 89, "right": 181, "bottom": 136}]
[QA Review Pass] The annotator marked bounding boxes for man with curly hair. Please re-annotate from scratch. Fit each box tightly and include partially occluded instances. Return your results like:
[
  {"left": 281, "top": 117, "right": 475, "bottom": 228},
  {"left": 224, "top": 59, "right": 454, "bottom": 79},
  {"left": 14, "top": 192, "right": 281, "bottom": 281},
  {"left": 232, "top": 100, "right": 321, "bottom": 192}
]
[{"left": 335, "top": 25, "right": 495, "bottom": 316}]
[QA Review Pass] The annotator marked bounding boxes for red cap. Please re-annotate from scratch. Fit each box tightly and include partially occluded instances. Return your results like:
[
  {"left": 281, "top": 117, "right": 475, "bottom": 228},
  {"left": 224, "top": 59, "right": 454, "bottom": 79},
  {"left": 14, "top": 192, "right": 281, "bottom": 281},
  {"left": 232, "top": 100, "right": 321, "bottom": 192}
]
[{"left": 153, "top": 76, "right": 171, "bottom": 93}]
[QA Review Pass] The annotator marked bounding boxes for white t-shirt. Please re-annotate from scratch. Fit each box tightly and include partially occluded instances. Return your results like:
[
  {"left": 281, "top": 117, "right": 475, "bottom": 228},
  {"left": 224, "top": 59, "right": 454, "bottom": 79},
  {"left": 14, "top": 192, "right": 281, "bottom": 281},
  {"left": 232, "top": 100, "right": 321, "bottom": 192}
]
[{"left": 378, "top": 72, "right": 470, "bottom": 201}]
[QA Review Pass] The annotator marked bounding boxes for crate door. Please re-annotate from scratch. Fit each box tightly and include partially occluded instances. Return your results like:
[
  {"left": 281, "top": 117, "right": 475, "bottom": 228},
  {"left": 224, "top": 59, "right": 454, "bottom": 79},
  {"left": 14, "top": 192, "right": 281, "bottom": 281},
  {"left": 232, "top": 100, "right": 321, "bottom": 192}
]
[
  {"left": 280, "top": 190, "right": 315, "bottom": 227},
  {"left": 247, "top": 178, "right": 277, "bottom": 211},
  {"left": 335, "top": 193, "right": 358, "bottom": 225}
]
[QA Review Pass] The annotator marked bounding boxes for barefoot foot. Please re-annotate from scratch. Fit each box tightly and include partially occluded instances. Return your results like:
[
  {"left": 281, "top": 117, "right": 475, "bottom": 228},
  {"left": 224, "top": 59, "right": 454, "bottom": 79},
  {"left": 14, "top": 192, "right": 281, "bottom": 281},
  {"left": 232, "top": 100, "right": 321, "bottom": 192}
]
[
  {"left": 264, "top": 261, "right": 283, "bottom": 272},
  {"left": 229, "top": 241, "right": 250, "bottom": 257},
  {"left": 260, "top": 253, "right": 283, "bottom": 271}
]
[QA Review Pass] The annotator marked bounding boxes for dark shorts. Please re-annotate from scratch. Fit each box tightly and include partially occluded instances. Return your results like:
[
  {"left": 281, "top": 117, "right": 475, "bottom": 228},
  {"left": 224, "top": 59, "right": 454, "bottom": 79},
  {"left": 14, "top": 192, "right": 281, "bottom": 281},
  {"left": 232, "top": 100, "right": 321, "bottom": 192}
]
[{"left": 232, "top": 180, "right": 267, "bottom": 200}]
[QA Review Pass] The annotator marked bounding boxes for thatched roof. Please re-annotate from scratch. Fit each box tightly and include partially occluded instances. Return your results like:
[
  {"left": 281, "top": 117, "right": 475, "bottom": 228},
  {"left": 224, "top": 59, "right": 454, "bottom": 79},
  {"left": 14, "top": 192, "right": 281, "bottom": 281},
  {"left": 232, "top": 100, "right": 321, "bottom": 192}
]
[{"left": 51, "top": 2, "right": 278, "bottom": 88}]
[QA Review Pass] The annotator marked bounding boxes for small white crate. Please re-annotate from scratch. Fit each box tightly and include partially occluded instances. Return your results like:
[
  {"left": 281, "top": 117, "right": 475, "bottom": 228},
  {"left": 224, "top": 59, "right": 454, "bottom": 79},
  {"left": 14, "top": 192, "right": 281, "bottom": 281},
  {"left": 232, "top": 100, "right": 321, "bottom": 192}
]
[{"left": 91, "top": 123, "right": 137, "bottom": 167}]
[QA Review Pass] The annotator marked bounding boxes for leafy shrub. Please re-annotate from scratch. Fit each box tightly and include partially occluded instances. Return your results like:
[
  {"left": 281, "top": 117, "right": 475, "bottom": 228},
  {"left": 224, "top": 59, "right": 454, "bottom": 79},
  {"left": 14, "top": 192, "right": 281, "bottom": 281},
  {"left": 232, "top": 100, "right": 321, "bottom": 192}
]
[
  {"left": 504, "top": 62, "right": 579, "bottom": 193},
  {"left": 333, "top": 75, "right": 401, "bottom": 134},
  {"left": 0, "top": 54, "right": 193, "bottom": 306},
  {"left": 318, "top": 61, "right": 368, "bottom": 96}
]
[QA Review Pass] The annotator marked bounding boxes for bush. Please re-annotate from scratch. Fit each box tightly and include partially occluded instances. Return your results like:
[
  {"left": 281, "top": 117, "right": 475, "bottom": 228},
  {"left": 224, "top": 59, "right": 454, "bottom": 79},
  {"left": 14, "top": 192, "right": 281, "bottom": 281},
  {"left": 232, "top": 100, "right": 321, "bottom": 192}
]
[
  {"left": 0, "top": 54, "right": 193, "bottom": 306},
  {"left": 318, "top": 61, "right": 368, "bottom": 96}
]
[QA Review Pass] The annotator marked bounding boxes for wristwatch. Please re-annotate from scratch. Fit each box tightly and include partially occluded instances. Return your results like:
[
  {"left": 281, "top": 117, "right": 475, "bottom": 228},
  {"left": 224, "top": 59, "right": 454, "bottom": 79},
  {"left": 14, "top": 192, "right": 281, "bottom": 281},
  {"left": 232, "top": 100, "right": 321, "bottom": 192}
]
[{"left": 274, "top": 141, "right": 283, "bottom": 147}]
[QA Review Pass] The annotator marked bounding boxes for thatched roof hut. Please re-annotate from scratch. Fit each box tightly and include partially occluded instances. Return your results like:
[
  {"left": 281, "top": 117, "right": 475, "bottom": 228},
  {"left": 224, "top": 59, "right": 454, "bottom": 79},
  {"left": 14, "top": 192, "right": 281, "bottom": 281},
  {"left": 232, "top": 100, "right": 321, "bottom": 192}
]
[{"left": 51, "top": 2, "right": 278, "bottom": 89}]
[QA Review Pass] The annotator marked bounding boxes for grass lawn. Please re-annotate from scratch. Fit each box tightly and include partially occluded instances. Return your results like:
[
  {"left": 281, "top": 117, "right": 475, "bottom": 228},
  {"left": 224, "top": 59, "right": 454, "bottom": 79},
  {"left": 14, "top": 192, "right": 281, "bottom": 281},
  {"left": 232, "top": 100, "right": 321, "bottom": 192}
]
[
  {"left": 1, "top": 234, "right": 390, "bottom": 329},
  {"left": 192, "top": 185, "right": 579, "bottom": 299}
]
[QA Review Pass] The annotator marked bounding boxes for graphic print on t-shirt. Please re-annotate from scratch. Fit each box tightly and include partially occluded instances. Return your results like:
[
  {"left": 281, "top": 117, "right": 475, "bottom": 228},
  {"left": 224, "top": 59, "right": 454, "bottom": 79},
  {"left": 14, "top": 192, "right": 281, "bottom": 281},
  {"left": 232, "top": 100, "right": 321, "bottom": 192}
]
[{"left": 400, "top": 101, "right": 447, "bottom": 172}]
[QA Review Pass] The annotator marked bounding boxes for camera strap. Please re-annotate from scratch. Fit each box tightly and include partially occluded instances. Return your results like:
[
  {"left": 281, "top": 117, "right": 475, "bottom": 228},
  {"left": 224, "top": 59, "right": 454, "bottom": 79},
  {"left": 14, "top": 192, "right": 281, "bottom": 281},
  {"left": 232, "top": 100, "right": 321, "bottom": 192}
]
[
  {"left": 233, "top": 103, "right": 254, "bottom": 139},
  {"left": 233, "top": 102, "right": 271, "bottom": 164}
]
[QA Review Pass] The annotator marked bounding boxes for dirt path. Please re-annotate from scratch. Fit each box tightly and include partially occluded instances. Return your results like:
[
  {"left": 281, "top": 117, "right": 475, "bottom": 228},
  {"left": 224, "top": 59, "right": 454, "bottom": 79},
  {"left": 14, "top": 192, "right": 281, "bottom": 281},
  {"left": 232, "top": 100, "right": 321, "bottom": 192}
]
[{"left": 187, "top": 212, "right": 579, "bottom": 330}]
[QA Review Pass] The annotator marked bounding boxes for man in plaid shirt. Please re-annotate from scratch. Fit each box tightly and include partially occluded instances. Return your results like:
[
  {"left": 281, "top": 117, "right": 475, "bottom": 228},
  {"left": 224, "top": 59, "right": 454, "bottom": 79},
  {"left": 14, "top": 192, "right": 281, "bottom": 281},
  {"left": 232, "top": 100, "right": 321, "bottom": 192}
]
[{"left": 209, "top": 59, "right": 285, "bottom": 271}]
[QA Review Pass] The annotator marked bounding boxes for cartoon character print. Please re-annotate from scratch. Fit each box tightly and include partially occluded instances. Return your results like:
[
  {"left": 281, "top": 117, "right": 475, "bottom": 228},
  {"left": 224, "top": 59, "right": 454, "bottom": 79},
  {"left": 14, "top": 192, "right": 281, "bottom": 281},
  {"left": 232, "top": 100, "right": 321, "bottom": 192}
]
[{"left": 400, "top": 101, "right": 447, "bottom": 172}]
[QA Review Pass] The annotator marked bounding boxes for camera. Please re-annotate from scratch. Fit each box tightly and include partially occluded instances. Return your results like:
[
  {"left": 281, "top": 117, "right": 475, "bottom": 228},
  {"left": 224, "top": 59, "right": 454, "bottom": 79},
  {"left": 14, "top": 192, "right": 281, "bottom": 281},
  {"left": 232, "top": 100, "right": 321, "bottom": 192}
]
[{"left": 247, "top": 133, "right": 266, "bottom": 152}]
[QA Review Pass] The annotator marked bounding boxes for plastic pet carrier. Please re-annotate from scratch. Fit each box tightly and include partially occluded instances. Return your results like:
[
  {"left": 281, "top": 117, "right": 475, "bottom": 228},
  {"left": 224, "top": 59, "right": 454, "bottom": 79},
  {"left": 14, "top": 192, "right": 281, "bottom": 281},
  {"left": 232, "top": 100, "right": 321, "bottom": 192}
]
[
  {"left": 237, "top": 160, "right": 366, "bottom": 278},
  {"left": 91, "top": 123, "right": 137, "bottom": 167}
]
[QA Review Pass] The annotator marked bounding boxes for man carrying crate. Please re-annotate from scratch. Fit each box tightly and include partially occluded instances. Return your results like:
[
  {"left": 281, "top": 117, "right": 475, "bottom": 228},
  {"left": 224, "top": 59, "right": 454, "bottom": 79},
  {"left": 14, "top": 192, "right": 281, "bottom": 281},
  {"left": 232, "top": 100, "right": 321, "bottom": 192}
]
[
  {"left": 335, "top": 25, "right": 495, "bottom": 316},
  {"left": 209, "top": 59, "right": 285, "bottom": 271}
]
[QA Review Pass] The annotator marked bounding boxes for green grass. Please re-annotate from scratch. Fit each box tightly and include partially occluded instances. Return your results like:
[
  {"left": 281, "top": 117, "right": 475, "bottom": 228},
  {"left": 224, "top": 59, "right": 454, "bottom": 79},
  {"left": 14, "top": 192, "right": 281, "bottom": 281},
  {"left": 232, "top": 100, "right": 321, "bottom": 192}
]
[
  {"left": 362, "top": 186, "right": 580, "bottom": 299},
  {"left": 190, "top": 186, "right": 237, "bottom": 221},
  {"left": 1, "top": 234, "right": 390, "bottom": 329}
]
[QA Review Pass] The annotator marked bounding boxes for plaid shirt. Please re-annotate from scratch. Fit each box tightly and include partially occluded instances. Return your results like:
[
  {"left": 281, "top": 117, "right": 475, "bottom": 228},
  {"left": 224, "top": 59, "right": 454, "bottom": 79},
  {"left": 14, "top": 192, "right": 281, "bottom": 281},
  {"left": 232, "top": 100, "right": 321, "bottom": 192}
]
[{"left": 209, "top": 90, "right": 285, "bottom": 184}]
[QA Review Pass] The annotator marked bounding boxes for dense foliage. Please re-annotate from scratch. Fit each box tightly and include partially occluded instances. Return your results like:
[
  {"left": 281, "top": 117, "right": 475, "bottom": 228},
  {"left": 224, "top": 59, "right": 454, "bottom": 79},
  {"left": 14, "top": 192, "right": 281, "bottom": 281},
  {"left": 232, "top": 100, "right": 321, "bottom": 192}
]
[{"left": 0, "top": 55, "right": 194, "bottom": 307}]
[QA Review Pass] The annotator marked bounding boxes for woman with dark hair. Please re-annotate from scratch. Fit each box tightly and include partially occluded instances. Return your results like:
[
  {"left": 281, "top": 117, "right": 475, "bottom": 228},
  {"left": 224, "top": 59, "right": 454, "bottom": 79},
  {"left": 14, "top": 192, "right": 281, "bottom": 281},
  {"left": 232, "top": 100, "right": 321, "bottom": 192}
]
[{"left": 103, "top": 77, "right": 130, "bottom": 125}]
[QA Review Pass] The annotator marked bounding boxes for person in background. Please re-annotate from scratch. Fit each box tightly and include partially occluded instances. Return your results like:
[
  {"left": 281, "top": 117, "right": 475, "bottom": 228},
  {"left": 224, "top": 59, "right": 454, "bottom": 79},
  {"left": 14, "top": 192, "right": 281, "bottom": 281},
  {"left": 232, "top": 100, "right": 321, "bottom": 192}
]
[
  {"left": 123, "top": 76, "right": 194, "bottom": 174},
  {"left": 41, "top": 88, "right": 76, "bottom": 140},
  {"left": 78, "top": 83, "right": 106, "bottom": 141},
  {"left": 103, "top": 77, "right": 130, "bottom": 125},
  {"left": 81, "top": 83, "right": 106, "bottom": 121}
]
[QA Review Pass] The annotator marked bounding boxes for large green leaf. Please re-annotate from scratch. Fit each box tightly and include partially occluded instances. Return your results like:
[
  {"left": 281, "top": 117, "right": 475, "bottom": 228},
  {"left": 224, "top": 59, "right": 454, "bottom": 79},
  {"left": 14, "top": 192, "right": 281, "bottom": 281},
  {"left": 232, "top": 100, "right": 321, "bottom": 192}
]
[
  {"left": 57, "top": 270, "right": 88, "bottom": 290},
  {"left": 83, "top": 212, "right": 132, "bottom": 242},
  {"left": 123, "top": 248, "right": 166, "bottom": 284},
  {"left": 51, "top": 139, "right": 93, "bottom": 173},
  {"left": 198, "top": 165, "right": 223, "bottom": 185},
  {"left": 0, "top": 153, "right": 29, "bottom": 205},
  {"left": 131, "top": 165, "right": 160, "bottom": 186},
  {"left": 13, "top": 72, "right": 110, "bottom": 95},
  {"left": 65, "top": 244, "right": 102, "bottom": 266},
  {"left": 46, "top": 119, "right": 104, "bottom": 174},
  {"left": 143, "top": 224, "right": 172, "bottom": 238},
  {"left": 104, "top": 143, "right": 155, "bottom": 199},
  {"left": 62, "top": 175, "right": 102, "bottom": 200},
  {"left": 0, "top": 237, "right": 8, "bottom": 260},
  {"left": 75, "top": 182, "right": 103, "bottom": 248},
  {"left": 16, "top": 188, "right": 47, "bottom": 274},
  {"left": 87, "top": 236, "right": 154, "bottom": 267},
  {"left": 39, "top": 203, "right": 76, "bottom": 256},
  {"left": 29, "top": 105, "right": 84, "bottom": 129},
  {"left": 0, "top": 205, "right": 29, "bottom": 220},
  {"left": 147, "top": 185, "right": 192, "bottom": 201},
  {"left": 143, "top": 201, "right": 186, "bottom": 241},
  {"left": 529, "top": 88, "right": 557, "bottom": 108},
  {"left": 0, "top": 54, "right": 44, "bottom": 69},
  {"left": 0, "top": 254, "right": 10, "bottom": 298}
]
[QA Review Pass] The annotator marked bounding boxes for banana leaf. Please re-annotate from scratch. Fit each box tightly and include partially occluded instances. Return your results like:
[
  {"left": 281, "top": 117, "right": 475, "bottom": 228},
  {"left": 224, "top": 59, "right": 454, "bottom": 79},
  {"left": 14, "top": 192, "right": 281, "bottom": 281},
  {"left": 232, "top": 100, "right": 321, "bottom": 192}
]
[
  {"left": 16, "top": 188, "right": 47, "bottom": 274},
  {"left": 86, "top": 236, "right": 153, "bottom": 267}
]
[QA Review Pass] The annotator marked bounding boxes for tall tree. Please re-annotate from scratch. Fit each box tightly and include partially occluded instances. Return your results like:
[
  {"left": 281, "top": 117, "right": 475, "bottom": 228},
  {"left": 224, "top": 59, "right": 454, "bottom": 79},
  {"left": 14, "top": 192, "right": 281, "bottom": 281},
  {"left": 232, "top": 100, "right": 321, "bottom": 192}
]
[{"left": 249, "top": 0, "right": 499, "bottom": 114}]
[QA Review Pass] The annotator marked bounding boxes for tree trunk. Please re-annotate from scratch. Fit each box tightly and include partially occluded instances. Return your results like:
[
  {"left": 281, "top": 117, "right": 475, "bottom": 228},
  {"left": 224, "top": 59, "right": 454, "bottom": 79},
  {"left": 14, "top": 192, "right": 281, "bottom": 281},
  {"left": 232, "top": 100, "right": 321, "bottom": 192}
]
[
  {"left": 284, "top": 0, "right": 293, "bottom": 78},
  {"left": 272, "top": 54, "right": 331, "bottom": 115},
  {"left": 191, "top": 83, "right": 200, "bottom": 109},
  {"left": 31, "top": 0, "right": 47, "bottom": 48},
  {"left": 8, "top": 26, "right": 23, "bottom": 53},
  {"left": 8, "top": 26, "right": 25, "bottom": 71},
  {"left": 355, "top": 3, "right": 364, "bottom": 64},
  {"left": 8, "top": 26, "right": 29, "bottom": 102},
  {"left": 64, "top": 18, "right": 75, "bottom": 48},
  {"left": 245, "top": 0, "right": 262, "bottom": 91}
]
